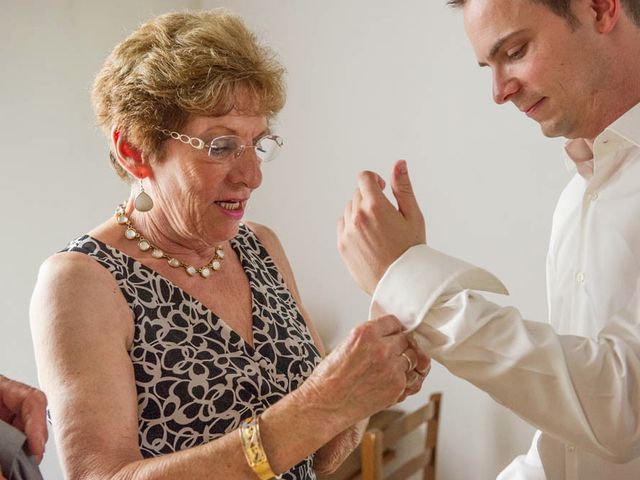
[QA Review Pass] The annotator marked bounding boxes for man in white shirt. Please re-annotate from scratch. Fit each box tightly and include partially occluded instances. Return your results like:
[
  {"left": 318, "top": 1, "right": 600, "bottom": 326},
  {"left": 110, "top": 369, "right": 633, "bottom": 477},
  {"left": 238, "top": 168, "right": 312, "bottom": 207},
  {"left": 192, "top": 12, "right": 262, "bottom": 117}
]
[{"left": 337, "top": 0, "right": 640, "bottom": 479}]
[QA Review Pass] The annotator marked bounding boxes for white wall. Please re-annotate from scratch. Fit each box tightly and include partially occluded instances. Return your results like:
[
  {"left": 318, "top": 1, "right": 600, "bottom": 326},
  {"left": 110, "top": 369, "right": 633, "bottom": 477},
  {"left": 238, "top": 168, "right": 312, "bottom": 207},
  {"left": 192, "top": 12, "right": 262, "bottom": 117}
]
[{"left": 1, "top": 1, "right": 569, "bottom": 479}]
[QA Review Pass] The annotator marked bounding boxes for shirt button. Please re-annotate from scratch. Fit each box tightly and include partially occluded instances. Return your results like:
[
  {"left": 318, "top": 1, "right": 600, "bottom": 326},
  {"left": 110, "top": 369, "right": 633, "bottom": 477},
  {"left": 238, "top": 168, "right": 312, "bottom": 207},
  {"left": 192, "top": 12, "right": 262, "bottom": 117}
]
[
  {"left": 568, "top": 445, "right": 576, "bottom": 453},
  {"left": 589, "top": 192, "right": 599, "bottom": 201},
  {"left": 576, "top": 272, "right": 585, "bottom": 284}
]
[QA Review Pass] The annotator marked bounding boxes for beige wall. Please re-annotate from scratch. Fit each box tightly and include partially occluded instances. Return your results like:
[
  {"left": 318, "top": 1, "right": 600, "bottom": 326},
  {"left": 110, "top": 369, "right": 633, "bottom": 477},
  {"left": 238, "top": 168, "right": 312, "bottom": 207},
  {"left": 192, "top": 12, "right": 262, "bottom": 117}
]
[{"left": 1, "top": 1, "right": 569, "bottom": 478}]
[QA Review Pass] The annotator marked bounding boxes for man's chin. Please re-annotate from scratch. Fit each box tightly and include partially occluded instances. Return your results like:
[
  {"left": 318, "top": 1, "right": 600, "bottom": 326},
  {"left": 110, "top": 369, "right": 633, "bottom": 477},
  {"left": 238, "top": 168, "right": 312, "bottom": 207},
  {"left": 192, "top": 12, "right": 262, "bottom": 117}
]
[{"left": 538, "top": 118, "right": 573, "bottom": 139}]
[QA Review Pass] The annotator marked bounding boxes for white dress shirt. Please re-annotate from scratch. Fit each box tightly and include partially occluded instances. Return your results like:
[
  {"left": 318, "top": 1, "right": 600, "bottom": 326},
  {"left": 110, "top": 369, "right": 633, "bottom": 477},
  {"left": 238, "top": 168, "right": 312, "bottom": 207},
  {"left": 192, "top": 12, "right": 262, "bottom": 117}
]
[{"left": 371, "top": 102, "right": 640, "bottom": 479}]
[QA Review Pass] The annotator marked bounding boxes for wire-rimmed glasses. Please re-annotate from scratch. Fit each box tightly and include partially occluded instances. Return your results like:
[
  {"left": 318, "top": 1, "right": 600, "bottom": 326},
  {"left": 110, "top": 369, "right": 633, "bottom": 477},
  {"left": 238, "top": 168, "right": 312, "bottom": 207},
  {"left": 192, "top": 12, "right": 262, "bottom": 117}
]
[{"left": 157, "top": 128, "right": 284, "bottom": 163}]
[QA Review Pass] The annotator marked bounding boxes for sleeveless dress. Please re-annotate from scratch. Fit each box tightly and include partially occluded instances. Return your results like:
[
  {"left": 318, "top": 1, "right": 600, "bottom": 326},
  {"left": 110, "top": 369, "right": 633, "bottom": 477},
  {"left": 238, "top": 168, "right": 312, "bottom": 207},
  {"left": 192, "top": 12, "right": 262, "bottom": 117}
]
[{"left": 62, "top": 224, "right": 322, "bottom": 479}]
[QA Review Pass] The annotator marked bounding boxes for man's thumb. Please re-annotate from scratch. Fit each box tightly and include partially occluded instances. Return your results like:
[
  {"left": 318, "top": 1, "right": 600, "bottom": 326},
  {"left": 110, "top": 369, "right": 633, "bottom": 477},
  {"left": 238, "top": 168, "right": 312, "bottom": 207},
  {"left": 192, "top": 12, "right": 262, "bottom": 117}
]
[{"left": 390, "top": 160, "right": 420, "bottom": 218}]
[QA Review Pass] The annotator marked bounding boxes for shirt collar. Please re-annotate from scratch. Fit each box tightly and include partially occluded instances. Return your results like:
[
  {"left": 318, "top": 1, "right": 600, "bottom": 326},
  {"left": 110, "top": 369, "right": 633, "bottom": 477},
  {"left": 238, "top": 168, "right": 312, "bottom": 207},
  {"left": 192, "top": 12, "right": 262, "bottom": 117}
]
[
  {"left": 608, "top": 101, "right": 640, "bottom": 147},
  {"left": 563, "top": 101, "right": 640, "bottom": 179}
]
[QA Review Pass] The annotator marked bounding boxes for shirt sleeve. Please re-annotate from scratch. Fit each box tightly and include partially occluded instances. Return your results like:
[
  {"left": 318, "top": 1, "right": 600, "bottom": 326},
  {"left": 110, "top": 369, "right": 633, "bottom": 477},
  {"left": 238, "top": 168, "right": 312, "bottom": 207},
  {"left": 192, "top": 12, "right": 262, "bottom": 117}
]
[
  {"left": 0, "top": 421, "right": 44, "bottom": 480},
  {"left": 370, "top": 244, "right": 640, "bottom": 463}
]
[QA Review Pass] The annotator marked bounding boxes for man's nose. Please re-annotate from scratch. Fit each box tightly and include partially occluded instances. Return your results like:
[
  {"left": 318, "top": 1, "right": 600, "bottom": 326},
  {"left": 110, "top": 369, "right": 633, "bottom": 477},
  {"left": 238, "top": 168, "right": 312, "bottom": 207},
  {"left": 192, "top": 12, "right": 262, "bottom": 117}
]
[{"left": 493, "top": 71, "right": 520, "bottom": 105}]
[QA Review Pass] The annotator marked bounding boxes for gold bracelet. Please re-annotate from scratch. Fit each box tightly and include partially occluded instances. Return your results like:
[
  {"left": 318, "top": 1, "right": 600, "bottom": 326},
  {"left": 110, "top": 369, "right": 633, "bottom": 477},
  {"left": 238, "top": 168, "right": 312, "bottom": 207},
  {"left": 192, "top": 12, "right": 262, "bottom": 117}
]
[{"left": 239, "top": 416, "right": 277, "bottom": 480}]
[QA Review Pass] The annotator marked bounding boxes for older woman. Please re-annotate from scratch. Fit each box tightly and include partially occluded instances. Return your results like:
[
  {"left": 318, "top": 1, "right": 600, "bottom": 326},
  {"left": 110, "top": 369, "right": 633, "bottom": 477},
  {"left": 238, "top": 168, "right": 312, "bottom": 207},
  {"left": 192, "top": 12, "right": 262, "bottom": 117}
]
[{"left": 29, "top": 10, "right": 429, "bottom": 480}]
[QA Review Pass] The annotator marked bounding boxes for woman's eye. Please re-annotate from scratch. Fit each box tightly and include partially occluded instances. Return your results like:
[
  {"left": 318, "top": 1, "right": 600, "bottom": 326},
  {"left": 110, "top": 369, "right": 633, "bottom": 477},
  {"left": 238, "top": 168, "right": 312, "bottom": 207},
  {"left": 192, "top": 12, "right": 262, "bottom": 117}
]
[
  {"left": 209, "top": 146, "right": 233, "bottom": 156},
  {"left": 208, "top": 138, "right": 238, "bottom": 157}
]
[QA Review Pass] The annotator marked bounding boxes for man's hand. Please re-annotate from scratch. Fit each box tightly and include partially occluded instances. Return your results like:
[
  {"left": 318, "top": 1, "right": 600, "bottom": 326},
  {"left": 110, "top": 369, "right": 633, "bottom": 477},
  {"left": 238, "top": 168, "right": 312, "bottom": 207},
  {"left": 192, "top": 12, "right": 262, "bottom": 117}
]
[
  {"left": 338, "top": 160, "right": 426, "bottom": 295},
  {"left": 396, "top": 334, "right": 431, "bottom": 403},
  {"left": 0, "top": 375, "right": 48, "bottom": 463}
]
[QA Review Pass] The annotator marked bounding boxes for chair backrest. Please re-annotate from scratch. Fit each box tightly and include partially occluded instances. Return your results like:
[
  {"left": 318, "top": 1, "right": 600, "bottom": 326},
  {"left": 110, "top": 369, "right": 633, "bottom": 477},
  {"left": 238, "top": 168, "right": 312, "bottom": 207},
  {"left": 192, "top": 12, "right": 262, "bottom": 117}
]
[{"left": 360, "top": 392, "right": 442, "bottom": 480}]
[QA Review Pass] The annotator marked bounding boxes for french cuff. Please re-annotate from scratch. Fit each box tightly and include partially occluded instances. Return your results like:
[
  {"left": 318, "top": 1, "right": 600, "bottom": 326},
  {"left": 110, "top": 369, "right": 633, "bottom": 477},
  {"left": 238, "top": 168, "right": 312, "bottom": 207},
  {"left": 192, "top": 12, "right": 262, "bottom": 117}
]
[{"left": 370, "top": 244, "right": 509, "bottom": 330}]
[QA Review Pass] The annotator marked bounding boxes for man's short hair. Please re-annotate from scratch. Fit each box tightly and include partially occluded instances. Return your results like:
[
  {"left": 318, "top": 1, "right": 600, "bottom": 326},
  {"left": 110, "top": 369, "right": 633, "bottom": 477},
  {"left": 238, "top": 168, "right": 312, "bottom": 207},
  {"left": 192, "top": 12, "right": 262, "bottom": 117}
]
[{"left": 447, "top": 0, "right": 640, "bottom": 28}]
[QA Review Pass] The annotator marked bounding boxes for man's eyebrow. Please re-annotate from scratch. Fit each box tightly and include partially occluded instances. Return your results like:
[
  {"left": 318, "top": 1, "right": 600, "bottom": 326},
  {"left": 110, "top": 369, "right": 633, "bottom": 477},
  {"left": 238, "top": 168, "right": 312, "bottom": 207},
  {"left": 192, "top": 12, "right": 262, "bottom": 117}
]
[{"left": 478, "top": 29, "right": 527, "bottom": 67}]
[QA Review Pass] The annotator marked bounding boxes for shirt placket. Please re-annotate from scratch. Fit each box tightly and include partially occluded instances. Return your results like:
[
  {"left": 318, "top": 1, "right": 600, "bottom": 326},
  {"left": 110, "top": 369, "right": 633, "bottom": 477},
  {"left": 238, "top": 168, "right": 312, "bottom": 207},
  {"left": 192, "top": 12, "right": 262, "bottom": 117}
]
[
  {"left": 565, "top": 135, "right": 614, "bottom": 480},
  {"left": 565, "top": 443, "right": 578, "bottom": 479},
  {"left": 566, "top": 189, "right": 592, "bottom": 480},
  {"left": 566, "top": 133, "right": 625, "bottom": 480}
]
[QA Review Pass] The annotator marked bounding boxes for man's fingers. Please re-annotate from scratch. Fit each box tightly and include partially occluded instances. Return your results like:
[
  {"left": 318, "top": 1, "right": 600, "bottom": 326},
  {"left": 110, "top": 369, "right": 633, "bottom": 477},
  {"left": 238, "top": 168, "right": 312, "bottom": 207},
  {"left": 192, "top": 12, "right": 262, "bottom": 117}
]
[
  {"left": 0, "top": 399, "right": 13, "bottom": 425},
  {"left": 406, "top": 370, "right": 421, "bottom": 388},
  {"left": 407, "top": 336, "right": 431, "bottom": 374},
  {"left": 24, "top": 414, "right": 46, "bottom": 461},
  {"left": 24, "top": 416, "right": 47, "bottom": 460},
  {"left": 356, "top": 171, "right": 390, "bottom": 204},
  {"left": 0, "top": 377, "right": 38, "bottom": 414},
  {"left": 390, "top": 160, "right": 422, "bottom": 221},
  {"left": 338, "top": 201, "right": 352, "bottom": 253},
  {"left": 400, "top": 338, "right": 430, "bottom": 374},
  {"left": 352, "top": 188, "right": 363, "bottom": 218},
  {"left": 344, "top": 200, "right": 353, "bottom": 225},
  {"left": 350, "top": 188, "right": 362, "bottom": 226},
  {"left": 337, "top": 215, "right": 345, "bottom": 236},
  {"left": 22, "top": 391, "right": 48, "bottom": 460},
  {"left": 0, "top": 377, "right": 48, "bottom": 463},
  {"left": 369, "top": 314, "right": 405, "bottom": 337},
  {"left": 416, "top": 354, "right": 431, "bottom": 375}
]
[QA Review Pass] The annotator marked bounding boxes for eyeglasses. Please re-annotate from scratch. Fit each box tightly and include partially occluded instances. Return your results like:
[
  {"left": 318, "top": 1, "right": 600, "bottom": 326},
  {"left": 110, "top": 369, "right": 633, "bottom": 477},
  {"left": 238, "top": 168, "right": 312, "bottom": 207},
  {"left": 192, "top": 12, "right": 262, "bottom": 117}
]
[{"left": 157, "top": 128, "right": 284, "bottom": 163}]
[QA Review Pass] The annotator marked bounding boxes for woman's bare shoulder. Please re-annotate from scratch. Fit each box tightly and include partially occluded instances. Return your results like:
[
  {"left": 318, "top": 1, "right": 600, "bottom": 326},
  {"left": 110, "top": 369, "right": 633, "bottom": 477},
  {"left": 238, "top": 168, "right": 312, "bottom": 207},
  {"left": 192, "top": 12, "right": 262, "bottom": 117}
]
[
  {"left": 245, "top": 222, "right": 295, "bottom": 277},
  {"left": 36, "top": 249, "right": 118, "bottom": 292},
  {"left": 245, "top": 221, "right": 282, "bottom": 254},
  {"left": 31, "top": 249, "right": 134, "bottom": 345}
]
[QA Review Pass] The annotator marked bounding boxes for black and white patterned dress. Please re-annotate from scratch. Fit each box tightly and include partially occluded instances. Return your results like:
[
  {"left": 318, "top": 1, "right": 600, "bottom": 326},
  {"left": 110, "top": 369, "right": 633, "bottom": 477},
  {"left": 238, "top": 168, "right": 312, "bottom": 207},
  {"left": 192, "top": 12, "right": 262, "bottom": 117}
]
[{"left": 63, "top": 224, "right": 322, "bottom": 479}]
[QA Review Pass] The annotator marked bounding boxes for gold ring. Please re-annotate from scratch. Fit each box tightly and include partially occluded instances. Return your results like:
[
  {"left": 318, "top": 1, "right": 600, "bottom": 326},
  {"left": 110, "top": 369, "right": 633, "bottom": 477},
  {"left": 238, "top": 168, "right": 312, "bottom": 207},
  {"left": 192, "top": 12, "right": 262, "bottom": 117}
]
[{"left": 401, "top": 351, "right": 413, "bottom": 373}]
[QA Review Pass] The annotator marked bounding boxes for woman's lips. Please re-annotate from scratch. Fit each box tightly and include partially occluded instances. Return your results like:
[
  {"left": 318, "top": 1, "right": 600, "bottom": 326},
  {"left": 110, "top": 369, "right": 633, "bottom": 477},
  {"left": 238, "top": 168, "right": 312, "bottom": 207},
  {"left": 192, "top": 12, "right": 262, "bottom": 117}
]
[{"left": 214, "top": 200, "right": 245, "bottom": 219}]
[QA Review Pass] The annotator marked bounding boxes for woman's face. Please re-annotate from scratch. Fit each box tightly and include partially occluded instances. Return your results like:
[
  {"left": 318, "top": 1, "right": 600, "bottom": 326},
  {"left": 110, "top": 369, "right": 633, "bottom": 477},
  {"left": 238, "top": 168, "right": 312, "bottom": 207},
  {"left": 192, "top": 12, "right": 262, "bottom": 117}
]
[{"left": 148, "top": 110, "right": 268, "bottom": 246}]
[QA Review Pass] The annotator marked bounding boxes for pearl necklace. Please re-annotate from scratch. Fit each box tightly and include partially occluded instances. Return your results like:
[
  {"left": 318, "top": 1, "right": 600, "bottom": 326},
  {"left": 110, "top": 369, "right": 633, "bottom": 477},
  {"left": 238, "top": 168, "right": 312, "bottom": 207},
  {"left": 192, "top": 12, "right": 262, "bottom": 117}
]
[{"left": 115, "top": 204, "right": 224, "bottom": 278}]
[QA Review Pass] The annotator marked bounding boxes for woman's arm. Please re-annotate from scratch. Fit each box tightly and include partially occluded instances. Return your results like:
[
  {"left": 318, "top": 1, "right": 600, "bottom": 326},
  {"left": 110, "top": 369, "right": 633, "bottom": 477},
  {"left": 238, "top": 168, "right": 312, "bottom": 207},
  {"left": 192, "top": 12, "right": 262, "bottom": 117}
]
[
  {"left": 248, "top": 222, "right": 366, "bottom": 472},
  {"left": 248, "top": 222, "right": 429, "bottom": 473},
  {"left": 247, "top": 222, "right": 369, "bottom": 473},
  {"left": 30, "top": 251, "right": 410, "bottom": 480}
]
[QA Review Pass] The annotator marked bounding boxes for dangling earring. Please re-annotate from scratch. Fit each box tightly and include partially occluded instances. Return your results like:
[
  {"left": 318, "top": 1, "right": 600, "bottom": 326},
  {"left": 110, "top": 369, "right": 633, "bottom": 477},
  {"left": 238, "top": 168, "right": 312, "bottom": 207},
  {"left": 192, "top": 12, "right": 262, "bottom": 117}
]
[{"left": 134, "top": 179, "right": 154, "bottom": 212}]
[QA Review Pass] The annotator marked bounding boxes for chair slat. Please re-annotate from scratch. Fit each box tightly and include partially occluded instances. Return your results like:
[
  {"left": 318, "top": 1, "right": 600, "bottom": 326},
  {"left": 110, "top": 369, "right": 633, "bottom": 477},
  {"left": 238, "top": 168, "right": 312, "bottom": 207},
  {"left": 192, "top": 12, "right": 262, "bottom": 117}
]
[
  {"left": 382, "top": 402, "right": 435, "bottom": 449},
  {"left": 386, "top": 451, "right": 433, "bottom": 480},
  {"left": 356, "top": 392, "right": 442, "bottom": 480}
]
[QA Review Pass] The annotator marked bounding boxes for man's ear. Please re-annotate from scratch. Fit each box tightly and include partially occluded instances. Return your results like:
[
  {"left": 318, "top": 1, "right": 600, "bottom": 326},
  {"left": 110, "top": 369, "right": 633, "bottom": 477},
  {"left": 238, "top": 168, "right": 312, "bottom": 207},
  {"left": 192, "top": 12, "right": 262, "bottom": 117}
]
[
  {"left": 111, "top": 127, "right": 152, "bottom": 179},
  {"left": 590, "top": 0, "right": 621, "bottom": 33}
]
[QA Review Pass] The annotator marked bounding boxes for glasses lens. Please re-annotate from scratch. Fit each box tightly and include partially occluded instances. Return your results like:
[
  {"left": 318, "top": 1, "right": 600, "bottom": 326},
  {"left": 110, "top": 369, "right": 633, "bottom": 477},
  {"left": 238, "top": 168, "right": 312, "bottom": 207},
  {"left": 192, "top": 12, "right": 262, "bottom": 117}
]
[
  {"left": 208, "top": 136, "right": 241, "bottom": 161},
  {"left": 255, "top": 136, "right": 283, "bottom": 162}
]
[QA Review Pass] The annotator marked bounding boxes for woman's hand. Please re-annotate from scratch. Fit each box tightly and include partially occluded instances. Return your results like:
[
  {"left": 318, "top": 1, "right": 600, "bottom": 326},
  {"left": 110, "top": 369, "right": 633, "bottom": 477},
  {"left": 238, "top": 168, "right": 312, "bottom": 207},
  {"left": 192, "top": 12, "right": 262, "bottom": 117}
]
[
  {"left": 301, "top": 315, "right": 429, "bottom": 428},
  {"left": 395, "top": 335, "right": 431, "bottom": 403}
]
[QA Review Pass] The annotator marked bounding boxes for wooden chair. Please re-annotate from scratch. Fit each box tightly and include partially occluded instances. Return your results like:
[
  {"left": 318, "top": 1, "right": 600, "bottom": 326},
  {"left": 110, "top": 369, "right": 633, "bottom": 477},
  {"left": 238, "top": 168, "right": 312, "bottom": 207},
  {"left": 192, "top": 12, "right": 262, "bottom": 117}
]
[
  {"left": 318, "top": 409, "right": 405, "bottom": 480},
  {"left": 360, "top": 392, "right": 442, "bottom": 480}
]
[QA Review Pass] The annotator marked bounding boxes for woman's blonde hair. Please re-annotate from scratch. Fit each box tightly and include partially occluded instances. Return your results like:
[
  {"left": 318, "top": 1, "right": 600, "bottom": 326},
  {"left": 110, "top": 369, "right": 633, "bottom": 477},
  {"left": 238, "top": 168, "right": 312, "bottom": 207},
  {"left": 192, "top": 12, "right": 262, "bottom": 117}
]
[{"left": 92, "top": 10, "right": 286, "bottom": 181}]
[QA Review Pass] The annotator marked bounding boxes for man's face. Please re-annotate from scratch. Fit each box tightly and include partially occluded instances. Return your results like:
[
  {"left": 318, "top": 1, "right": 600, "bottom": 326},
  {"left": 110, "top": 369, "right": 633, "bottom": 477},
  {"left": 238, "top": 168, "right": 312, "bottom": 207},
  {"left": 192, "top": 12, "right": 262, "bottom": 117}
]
[{"left": 463, "top": 0, "right": 609, "bottom": 139}]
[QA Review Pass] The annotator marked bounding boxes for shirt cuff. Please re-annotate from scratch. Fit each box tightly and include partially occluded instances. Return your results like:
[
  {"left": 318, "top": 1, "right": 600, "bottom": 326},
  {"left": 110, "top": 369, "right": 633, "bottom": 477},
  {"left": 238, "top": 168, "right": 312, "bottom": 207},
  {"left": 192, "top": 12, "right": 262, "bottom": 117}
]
[{"left": 369, "top": 244, "right": 509, "bottom": 330}]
